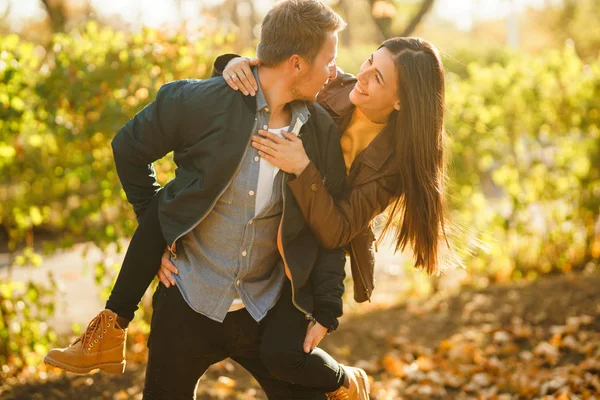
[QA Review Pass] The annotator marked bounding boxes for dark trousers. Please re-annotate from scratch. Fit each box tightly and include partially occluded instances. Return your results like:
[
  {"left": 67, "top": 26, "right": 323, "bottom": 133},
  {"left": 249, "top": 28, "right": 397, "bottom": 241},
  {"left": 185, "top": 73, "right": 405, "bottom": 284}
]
[
  {"left": 105, "top": 194, "right": 346, "bottom": 398},
  {"left": 144, "top": 283, "right": 345, "bottom": 399},
  {"left": 105, "top": 194, "right": 165, "bottom": 321}
]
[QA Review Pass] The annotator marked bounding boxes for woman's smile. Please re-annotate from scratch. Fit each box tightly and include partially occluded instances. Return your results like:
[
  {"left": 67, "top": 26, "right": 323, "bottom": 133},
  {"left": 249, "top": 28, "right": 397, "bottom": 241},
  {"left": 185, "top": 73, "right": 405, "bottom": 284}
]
[{"left": 354, "top": 83, "right": 368, "bottom": 96}]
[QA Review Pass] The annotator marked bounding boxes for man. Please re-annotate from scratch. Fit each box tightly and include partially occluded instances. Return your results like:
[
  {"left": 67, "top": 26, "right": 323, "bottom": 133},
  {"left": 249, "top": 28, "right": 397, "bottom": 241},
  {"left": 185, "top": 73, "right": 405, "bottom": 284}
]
[{"left": 111, "top": 1, "right": 364, "bottom": 399}]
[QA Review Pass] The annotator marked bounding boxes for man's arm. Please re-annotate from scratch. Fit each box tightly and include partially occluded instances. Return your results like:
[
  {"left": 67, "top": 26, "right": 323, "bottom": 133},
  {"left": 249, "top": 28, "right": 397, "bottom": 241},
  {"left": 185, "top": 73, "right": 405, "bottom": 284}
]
[{"left": 111, "top": 80, "right": 188, "bottom": 219}]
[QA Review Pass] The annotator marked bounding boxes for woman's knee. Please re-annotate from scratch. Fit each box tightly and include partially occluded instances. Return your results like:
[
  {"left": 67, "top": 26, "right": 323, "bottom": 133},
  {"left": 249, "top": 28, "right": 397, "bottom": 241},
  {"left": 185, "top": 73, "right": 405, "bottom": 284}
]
[{"left": 260, "top": 345, "right": 307, "bottom": 383}]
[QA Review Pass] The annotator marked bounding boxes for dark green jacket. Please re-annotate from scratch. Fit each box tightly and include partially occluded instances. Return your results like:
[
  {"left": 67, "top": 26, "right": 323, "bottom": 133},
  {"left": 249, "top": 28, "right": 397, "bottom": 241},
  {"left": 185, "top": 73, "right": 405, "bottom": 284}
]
[{"left": 111, "top": 76, "right": 348, "bottom": 330}]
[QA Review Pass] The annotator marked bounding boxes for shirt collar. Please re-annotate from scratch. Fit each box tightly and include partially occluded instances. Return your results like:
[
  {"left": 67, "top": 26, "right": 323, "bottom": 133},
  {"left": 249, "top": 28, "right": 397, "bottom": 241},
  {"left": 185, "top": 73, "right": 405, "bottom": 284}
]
[{"left": 253, "top": 67, "right": 269, "bottom": 112}]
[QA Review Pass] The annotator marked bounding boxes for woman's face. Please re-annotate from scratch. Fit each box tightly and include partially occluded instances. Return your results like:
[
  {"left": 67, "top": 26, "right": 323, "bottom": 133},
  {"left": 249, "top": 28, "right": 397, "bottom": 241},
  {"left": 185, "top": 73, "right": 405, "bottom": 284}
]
[{"left": 349, "top": 47, "right": 400, "bottom": 122}]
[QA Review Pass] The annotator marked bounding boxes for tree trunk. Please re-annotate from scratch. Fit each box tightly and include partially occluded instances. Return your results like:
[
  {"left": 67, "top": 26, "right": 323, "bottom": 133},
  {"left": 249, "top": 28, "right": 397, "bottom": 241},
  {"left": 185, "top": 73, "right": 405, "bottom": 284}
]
[
  {"left": 337, "top": 0, "right": 353, "bottom": 46},
  {"left": 401, "top": 0, "right": 435, "bottom": 37},
  {"left": 368, "top": 0, "right": 436, "bottom": 40},
  {"left": 40, "top": 0, "right": 67, "bottom": 33}
]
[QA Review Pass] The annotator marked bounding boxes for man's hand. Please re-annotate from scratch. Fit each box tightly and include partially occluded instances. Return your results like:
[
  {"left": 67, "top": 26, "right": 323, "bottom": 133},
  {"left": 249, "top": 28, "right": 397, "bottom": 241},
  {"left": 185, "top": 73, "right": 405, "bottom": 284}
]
[
  {"left": 157, "top": 247, "right": 179, "bottom": 287},
  {"left": 303, "top": 320, "right": 329, "bottom": 353}
]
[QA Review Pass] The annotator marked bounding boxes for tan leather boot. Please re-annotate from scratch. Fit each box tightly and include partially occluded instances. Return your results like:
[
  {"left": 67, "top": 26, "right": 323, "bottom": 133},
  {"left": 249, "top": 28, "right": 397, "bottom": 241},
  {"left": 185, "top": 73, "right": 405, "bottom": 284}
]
[
  {"left": 326, "top": 365, "right": 371, "bottom": 400},
  {"left": 44, "top": 309, "right": 126, "bottom": 374}
]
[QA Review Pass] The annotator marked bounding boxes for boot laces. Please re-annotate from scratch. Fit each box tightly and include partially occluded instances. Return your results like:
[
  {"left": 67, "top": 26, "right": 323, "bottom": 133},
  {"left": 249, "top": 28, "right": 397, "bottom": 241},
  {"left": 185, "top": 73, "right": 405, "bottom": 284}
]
[{"left": 73, "top": 311, "right": 113, "bottom": 350}]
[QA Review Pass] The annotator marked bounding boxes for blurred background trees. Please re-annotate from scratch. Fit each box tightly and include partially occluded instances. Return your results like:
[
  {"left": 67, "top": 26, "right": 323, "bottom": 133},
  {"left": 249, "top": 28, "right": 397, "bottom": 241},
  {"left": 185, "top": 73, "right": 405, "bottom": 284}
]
[{"left": 0, "top": 0, "right": 599, "bottom": 380}]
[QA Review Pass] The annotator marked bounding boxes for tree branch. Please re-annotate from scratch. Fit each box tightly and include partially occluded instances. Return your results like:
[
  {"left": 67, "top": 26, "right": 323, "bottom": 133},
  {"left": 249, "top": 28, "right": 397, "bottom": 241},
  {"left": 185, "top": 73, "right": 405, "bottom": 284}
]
[{"left": 401, "top": 0, "right": 435, "bottom": 37}]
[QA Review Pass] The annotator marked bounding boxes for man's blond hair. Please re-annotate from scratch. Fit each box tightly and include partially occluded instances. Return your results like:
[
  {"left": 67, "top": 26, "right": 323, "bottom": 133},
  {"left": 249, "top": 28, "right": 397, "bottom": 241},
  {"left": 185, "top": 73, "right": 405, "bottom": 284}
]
[{"left": 257, "top": 0, "right": 346, "bottom": 67}]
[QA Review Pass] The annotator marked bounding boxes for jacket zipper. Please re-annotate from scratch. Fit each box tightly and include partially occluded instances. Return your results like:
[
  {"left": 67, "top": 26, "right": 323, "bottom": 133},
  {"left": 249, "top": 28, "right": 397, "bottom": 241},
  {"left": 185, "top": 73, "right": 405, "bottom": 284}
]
[
  {"left": 350, "top": 242, "right": 372, "bottom": 302},
  {"left": 169, "top": 118, "right": 258, "bottom": 258},
  {"left": 278, "top": 175, "right": 314, "bottom": 322}
]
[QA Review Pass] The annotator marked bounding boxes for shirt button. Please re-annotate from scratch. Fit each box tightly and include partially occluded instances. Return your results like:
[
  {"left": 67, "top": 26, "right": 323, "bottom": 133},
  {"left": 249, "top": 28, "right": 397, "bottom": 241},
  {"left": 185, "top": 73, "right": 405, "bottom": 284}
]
[
  {"left": 254, "top": 156, "right": 259, "bottom": 162},
  {"left": 263, "top": 125, "right": 268, "bottom": 130},
  {"left": 249, "top": 190, "right": 255, "bottom": 196},
  {"left": 265, "top": 107, "right": 270, "bottom": 113},
  {"left": 242, "top": 250, "right": 247, "bottom": 257},
  {"left": 248, "top": 220, "right": 253, "bottom": 225},
  {"left": 311, "top": 183, "right": 318, "bottom": 192},
  {"left": 236, "top": 279, "right": 241, "bottom": 286}
]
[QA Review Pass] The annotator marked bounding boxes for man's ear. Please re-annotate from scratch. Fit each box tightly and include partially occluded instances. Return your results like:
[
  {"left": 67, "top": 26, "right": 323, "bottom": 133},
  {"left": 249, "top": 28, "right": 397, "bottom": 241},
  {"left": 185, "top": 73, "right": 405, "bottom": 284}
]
[
  {"left": 394, "top": 101, "right": 400, "bottom": 111},
  {"left": 288, "top": 55, "right": 302, "bottom": 73}
]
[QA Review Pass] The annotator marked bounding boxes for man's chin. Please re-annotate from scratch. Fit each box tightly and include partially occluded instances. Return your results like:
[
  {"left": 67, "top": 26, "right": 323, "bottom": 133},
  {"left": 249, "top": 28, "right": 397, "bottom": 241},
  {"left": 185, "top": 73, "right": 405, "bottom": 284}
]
[{"left": 296, "top": 93, "right": 318, "bottom": 103}]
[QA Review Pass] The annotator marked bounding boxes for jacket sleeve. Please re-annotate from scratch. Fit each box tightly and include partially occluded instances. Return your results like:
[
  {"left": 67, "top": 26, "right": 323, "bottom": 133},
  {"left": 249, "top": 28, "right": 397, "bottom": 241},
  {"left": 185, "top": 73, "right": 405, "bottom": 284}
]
[
  {"left": 306, "top": 119, "right": 348, "bottom": 331},
  {"left": 111, "top": 80, "right": 187, "bottom": 219},
  {"left": 310, "top": 247, "right": 346, "bottom": 331},
  {"left": 211, "top": 53, "right": 242, "bottom": 77},
  {"left": 288, "top": 163, "right": 398, "bottom": 249}
]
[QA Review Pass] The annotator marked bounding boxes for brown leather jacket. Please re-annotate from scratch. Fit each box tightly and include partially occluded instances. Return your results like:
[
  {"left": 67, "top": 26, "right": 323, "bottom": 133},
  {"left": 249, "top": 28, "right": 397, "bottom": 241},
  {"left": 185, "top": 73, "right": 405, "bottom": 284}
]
[{"left": 288, "top": 69, "right": 400, "bottom": 303}]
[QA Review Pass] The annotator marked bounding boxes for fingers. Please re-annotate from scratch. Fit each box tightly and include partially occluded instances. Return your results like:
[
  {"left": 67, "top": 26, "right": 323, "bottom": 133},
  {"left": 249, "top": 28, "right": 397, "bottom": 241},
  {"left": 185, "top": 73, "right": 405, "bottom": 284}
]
[
  {"left": 164, "top": 260, "right": 179, "bottom": 274},
  {"left": 257, "top": 130, "right": 288, "bottom": 144},
  {"left": 228, "top": 71, "right": 251, "bottom": 96},
  {"left": 303, "top": 321, "right": 320, "bottom": 353},
  {"left": 249, "top": 57, "right": 261, "bottom": 66},
  {"left": 159, "top": 249, "right": 178, "bottom": 287},
  {"left": 303, "top": 324, "right": 315, "bottom": 353},
  {"left": 252, "top": 141, "right": 278, "bottom": 158},
  {"left": 237, "top": 66, "right": 257, "bottom": 95},
  {"left": 256, "top": 151, "right": 277, "bottom": 166},
  {"left": 223, "top": 72, "right": 239, "bottom": 91},
  {"left": 252, "top": 134, "right": 282, "bottom": 155},
  {"left": 281, "top": 131, "right": 300, "bottom": 142},
  {"left": 157, "top": 269, "right": 172, "bottom": 288},
  {"left": 159, "top": 264, "right": 176, "bottom": 286},
  {"left": 161, "top": 251, "right": 178, "bottom": 273}
]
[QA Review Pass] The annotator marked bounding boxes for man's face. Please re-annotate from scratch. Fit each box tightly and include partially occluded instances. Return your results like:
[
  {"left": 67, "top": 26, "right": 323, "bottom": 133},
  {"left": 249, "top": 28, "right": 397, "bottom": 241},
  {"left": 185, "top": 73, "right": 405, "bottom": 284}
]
[{"left": 291, "top": 31, "right": 339, "bottom": 101}]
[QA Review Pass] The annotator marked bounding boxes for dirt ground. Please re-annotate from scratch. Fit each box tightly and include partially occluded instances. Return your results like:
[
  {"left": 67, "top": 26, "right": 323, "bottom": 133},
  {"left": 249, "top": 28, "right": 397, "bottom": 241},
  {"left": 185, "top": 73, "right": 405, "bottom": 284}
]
[{"left": 2, "top": 271, "right": 599, "bottom": 400}]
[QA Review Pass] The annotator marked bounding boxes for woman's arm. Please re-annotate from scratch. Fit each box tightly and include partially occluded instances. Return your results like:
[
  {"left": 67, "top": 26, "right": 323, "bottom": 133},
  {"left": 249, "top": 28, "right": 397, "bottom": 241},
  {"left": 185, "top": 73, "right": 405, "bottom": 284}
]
[
  {"left": 288, "top": 162, "right": 398, "bottom": 249},
  {"left": 251, "top": 128, "right": 398, "bottom": 249},
  {"left": 211, "top": 53, "right": 354, "bottom": 102}
]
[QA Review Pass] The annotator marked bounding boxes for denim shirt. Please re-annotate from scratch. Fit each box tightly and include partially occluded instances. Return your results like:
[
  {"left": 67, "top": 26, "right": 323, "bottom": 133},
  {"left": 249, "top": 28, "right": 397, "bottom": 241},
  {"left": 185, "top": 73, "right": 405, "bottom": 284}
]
[{"left": 173, "top": 68, "right": 310, "bottom": 322}]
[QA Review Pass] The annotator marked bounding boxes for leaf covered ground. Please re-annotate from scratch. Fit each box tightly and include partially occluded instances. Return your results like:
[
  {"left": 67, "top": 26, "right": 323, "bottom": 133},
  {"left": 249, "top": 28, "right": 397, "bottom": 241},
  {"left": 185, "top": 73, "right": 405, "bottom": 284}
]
[{"left": 2, "top": 271, "right": 599, "bottom": 400}]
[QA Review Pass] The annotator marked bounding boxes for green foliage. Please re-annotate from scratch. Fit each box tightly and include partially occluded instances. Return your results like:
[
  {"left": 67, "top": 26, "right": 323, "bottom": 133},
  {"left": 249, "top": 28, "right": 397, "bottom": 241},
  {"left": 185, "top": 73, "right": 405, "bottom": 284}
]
[
  {"left": 0, "top": 23, "right": 233, "bottom": 376},
  {"left": 444, "top": 42, "right": 600, "bottom": 282},
  {"left": 1, "top": 24, "right": 599, "bottom": 377},
  {"left": 0, "top": 267, "right": 58, "bottom": 374}
]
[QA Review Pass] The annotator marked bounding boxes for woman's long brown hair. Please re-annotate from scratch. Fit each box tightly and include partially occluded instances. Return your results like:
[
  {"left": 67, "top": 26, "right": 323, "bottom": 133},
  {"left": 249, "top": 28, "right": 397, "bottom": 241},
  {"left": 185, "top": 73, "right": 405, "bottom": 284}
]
[{"left": 379, "top": 37, "right": 449, "bottom": 275}]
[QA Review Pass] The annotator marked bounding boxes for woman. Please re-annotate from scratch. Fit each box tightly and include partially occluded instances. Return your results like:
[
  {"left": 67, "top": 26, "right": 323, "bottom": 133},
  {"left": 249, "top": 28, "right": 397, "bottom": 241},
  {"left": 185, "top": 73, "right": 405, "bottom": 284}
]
[{"left": 215, "top": 37, "right": 448, "bottom": 304}]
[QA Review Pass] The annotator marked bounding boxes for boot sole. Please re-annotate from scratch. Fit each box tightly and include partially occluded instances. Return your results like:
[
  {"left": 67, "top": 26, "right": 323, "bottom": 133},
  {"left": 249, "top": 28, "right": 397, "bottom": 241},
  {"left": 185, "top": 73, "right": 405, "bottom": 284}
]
[{"left": 44, "top": 355, "right": 126, "bottom": 374}]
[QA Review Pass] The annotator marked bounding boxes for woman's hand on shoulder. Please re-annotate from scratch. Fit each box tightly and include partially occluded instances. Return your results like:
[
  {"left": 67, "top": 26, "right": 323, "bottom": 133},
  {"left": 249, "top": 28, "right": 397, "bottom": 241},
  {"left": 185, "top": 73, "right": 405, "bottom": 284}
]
[{"left": 223, "top": 56, "right": 260, "bottom": 96}]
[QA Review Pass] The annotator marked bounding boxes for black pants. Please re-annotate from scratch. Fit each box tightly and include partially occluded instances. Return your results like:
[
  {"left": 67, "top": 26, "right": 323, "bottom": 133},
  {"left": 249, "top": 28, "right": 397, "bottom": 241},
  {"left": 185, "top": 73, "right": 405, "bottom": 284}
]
[
  {"left": 105, "top": 195, "right": 346, "bottom": 397},
  {"left": 105, "top": 194, "right": 165, "bottom": 321},
  {"left": 144, "top": 282, "right": 345, "bottom": 399}
]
